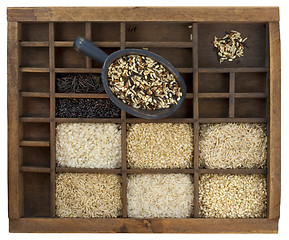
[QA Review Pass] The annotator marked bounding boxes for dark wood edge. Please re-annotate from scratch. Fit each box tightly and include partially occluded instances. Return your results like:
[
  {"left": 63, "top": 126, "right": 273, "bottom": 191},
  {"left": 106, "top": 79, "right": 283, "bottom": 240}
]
[
  {"left": 7, "top": 7, "right": 279, "bottom": 22},
  {"left": 56, "top": 167, "right": 122, "bottom": 174},
  {"left": 268, "top": 22, "right": 281, "bottom": 220},
  {"left": 9, "top": 218, "right": 278, "bottom": 233},
  {"left": 7, "top": 21, "right": 22, "bottom": 219}
]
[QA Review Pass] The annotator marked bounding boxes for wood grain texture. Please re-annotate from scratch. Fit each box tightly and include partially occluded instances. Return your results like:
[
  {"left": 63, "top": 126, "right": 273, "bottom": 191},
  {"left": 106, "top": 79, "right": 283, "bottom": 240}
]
[
  {"left": 9, "top": 218, "right": 278, "bottom": 233},
  {"left": 268, "top": 22, "right": 281, "bottom": 220},
  {"left": 7, "top": 7, "right": 279, "bottom": 22},
  {"left": 7, "top": 21, "right": 22, "bottom": 219}
]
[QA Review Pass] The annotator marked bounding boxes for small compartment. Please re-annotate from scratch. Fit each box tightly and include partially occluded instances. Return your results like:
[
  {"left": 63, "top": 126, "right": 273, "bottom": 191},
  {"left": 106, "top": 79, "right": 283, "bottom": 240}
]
[
  {"left": 198, "top": 23, "right": 267, "bottom": 68},
  {"left": 235, "top": 72, "right": 267, "bottom": 93},
  {"left": 21, "top": 23, "right": 49, "bottom": 41},
  {"left": 199, "top": 73, "right": 229, "bottom": 93},
  {"left": 126, "top": 22, "right": 192, "bottom": 42},
  {"left": 54, "top": 23, "right": 85, "bottom": 41},
  {"left": 21, "top": 147, "right": 50, "bottom": 168},
  {"left": 148, "top": 48, "right": 192, "bottom": 68},
  {"left": 170, "top": 99, "right": 193, "bottom": 118},
  {"left": 21, "top": 97, "right": 50, "bottom": 117},
  {"left": 20, "top": 47, "right": 49, "bottom": 68},
  {"left": 55, "top": 47, "right": 86, "bottom": 68},
  {"left": 91, "top": 22, "right": 120, "bottom": 41},
  {"left": 91, "top": 47, "right": 120, "bottom": 68},
  {"left": 235, "top": 98, "right": 266, "bottom": 118},
  {"left": 181, "top": 73, "right": 193, "bottom": 93},
  {"left": 199, "top": 98, "right": 229, "bottom": 118},
  {"left": 22, "top": 122, "right": 50, "bottom": 141},
  {"left": 21, "top": 72, "right": 50, "bottom": 93},
  {"left": 23, "top": 172, "right": 50, "bottom": 217}
]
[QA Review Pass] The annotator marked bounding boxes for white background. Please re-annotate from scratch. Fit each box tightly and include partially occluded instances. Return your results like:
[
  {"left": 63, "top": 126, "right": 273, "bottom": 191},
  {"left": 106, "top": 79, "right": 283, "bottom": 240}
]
[{"left": 0, "top": 0, "right": 288, "bottom": 239}]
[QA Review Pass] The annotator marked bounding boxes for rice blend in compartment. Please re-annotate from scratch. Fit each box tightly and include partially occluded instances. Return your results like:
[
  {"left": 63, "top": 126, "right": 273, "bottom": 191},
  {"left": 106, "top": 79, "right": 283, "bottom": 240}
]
[
  {"left": 56, "top": 123, "right": 121, "bottom": 168},
  {"left": 199, "top": 123, "right": 267, "bottom": 169},
  {"left": 127, "top": 174, "right": 194, "bottom": 218},
  {"left": 55, "top": 173, "right": 122, "bottom": 218},
  {"left": 127, "top": 123, "right": 193, "bottom": 169},
  {"left": 199, "top": 174, "right": 267, "bottom": 218}
]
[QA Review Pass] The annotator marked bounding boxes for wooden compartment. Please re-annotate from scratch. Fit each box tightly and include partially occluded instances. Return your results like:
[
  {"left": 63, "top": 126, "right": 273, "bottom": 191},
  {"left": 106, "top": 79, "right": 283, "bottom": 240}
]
[{"left": 8, "top": 7, "right": 280, "bottom": 233}]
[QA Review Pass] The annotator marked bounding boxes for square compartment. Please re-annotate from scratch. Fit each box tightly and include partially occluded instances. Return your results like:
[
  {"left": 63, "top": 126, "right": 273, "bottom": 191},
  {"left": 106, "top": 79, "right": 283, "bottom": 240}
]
[
  {"left": 23, "top": 172, "right": 51, "bottom": 217},
  {"left": 199, "top": 73, "right": 229, "bottom": 93},
  {"left": 91, "top": 23, "right": 120, "bottom": 41},
  {"left": 198, "top": 23, "right": 267, "bottom": 68},
  {"left": 235, "top": 72, "right": 267, "bottom": 93},
  {"left": 20, "top": 47, "right": 49, "bottom": 68},
  {"left": 235, "top": 98, "right": 266, "bottom": 118},
  {"left": 126, "top": 22, "right": 192, "bottom": 42},
  {"left": 21, "top": 147, "right": 50, "bottom": 168},
  {"left": 55, "top": 47, "right": 86, "bottom": 68},
  {"left": 170, "top": 99, "right": 193, "bottom": 118},
  {"left": 21, "top": 23, "right": 49, "bottom": 41},
  {"left": 22, "top": 122, "right": 50, "bottom": 141},
  {"left": 54, "top": 23, "right": 85, "bottom": 41},
  {"left": 199, "top": 98, "right": 229, "bottom": 118},
  {"left": 21, "top": 72, "right": 50, "bottom": 93},
  {"left": 21, "top": 97, "right": 50, "bottom": 118}
]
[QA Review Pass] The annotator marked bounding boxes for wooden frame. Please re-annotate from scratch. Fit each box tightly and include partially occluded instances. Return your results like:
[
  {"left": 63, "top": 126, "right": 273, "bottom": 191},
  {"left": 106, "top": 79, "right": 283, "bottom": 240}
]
[{"left": 7, "top": 7, "right": 281, "bottom": 233}]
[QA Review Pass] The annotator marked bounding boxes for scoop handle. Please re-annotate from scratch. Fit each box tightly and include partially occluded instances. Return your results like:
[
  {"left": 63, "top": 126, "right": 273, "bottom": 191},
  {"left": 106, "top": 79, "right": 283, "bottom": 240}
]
[{"left": 73, "top": 37, "right": 108, "bottom": 65}]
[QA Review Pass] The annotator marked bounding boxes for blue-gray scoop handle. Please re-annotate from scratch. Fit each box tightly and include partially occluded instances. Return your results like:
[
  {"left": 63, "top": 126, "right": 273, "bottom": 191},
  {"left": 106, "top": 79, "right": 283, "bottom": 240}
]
[{"left": 73, "top": 37, "right": 108, "bottom": 65}]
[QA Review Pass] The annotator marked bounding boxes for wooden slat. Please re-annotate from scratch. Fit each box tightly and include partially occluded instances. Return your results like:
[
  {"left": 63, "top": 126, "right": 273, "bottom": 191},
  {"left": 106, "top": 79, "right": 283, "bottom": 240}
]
[
  {"left": 125, "top": 42, "right": 193, "bottom": 48},
  {"left": 198, "top": 93, "right": 229, "bottom": 98},
  {"left": 7, "top": 7, "right": 279, "bottom": 22},
  {"left": 235, "top": 93, "right": 267, "bottom": 98},
  {"left": 49, "top": 22, "right": 56, "bottom": 217},
  {"left": 9, "top": 218, "right": 278, "bottom": 233},
  {"left": 56, "top": 167, "right": 122, "bottom": 174},
  {"left": 268, "top": 22, "right": 281, "bottom": 220},
  {"left": 20, "top": 91, "right": 50, "bottom": 98},
  {"left": 19, "top": 41, "right": 49, "bottom": 47},
  {"left": 20, "top": 166, "right": 51, "bottom": 173},
  {"left": 198, "top": 67, "right": 268, "bottom": 73},
  {"left": 55, "top": 118, "right": 122, "bottom": 123},
  {"left": 229, "top": 72, "right": 235, "bottom": 118},
  {"left": 55, "top": 93, "right": 108, "bottom": 98},
  {"left": 198, "top": 168, "right": 268, "bottom": 175},
  {"left": 20, "top": 140, "right": 50, "bottom": 147},
  {"left": 55, "top": 68, "right": 102, "bottom": 73},
  {"left": 176, "top": 68, "right": 194, "bottom": 73},
  {"left": 126, "top": 169, "right": 194, "bottom": 174},
  {"left": 126, "top": 118, "right": 195, "bottom": 123},
  {"left": 54, "top": 41, "right": 120, "bottom": 47},
  {"left": 85, "top": 22, "right": 92, "bottom": 68},
  {"left": 19, "top": 67, "right": 49, "bottom": 72},
  {"left": 199, "top": 118, "right": 267, "bottom": 123},
  {"left": 8, "top": 21, "right": 22, "bottom": 219}
]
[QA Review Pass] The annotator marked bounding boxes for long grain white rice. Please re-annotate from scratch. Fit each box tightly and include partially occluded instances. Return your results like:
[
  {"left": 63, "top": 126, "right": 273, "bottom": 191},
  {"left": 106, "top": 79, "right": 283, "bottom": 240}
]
[
  {"left": 56, "top": 123, "right": 121, "bottom": 168},
  {"left": 199, "top": 174, "right": 267, "bottom": 218},
  {"left": 55, "top": 173, "right": 122, "bottom": 218},
  {"left": 127, "top": 174, "right": 194, "bottom": 218},
  {"left": 199, "top": 123, "right": 267, "bottom": 169},
  {"left": 127, "top": 123, "right": 194, "bottom": 169}
]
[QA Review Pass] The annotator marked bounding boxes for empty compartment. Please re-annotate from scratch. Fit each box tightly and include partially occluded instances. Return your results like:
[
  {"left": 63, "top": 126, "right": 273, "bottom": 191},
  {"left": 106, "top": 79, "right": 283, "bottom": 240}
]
[
  {"left": 20, "top": 47, "right": 49, "bottom": 68},
  {"left": 170, "top": 99, "right": 193, "bottom": 118},
  {"left": 23, "top": 172, "right": 50, "bottom": 217},
  {"left": 21, "top": 23, "right": 49, "bottom": 41},
  {"left": 181, "top": 73, "right": 193, "bottom": 93},
  {"left": 21, "top": 72, "right": 50, "bottom": 93},
  {"left": 126, "top": 22, "right": 192, "bottom": 42},
  {"left": 199, "top": 98, "right": 229, "bottom": 118},
  {"left": 199, "top": 73, "right": 229, "bottom": 93},
  {"left": 21, "top": 97, "right": 50, "bottom": 117},
  {"left": 235, "top": 98, "right": 266, "bottom": 118},
  {"left": 91, "top": 47, "right": 120, "bottom": 68},
  {"left": 148, "top": 48, "right": 192, "bottom": 68},
  {"left": 91, "top": 22, "right": 120, "bottom": 41},
  {"left": 21, "top": 147, "right": 50, "bottom": 168},
  {"left": 235, "top": 72, "right": 267, "bottom": 93},
  {"left": 55, "top": 47, "right": 86, "bottom": 68},
  {"left": 198, "top": 23, "right": 267, "bottom": 68},
  {"left": 54, "top": 23, "right": 85, "bottom": 41},
  {"left": 22, "top": 122, "right": 50, "bottom": 141}
]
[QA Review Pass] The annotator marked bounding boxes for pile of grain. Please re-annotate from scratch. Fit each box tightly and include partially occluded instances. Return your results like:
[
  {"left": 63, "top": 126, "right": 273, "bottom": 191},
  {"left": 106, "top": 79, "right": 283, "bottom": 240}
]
[
  {"left": 56, "top": 123, "right": 121, "bottom": 168},
  {"left": 127, "top": 174, "right": 194, "bottom": 218},
  {"left": 55, "top": 173, "right": 122, "bottom": 218},
  {"left": 199, "top": 174, "right": 267, "bottom": 218},
  {"left": 127, "top": 123, "right": 193, "bottom": 169},
  {"left": 199, "top": 123, "right": 267, "bottom": 169}
]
